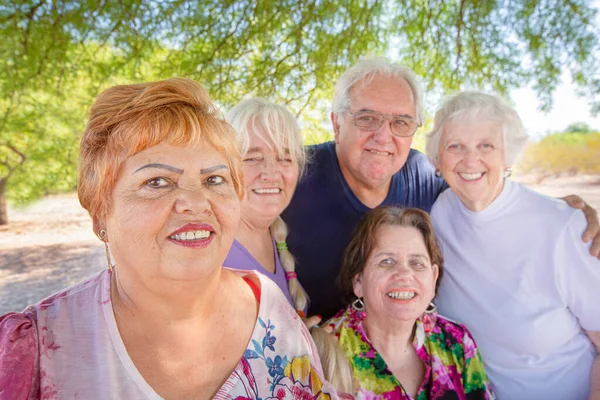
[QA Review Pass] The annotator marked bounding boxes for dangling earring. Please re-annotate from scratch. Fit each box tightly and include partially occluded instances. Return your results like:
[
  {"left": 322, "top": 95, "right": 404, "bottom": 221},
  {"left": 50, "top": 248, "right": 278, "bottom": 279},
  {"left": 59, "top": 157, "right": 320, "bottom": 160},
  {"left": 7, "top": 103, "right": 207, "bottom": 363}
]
[
  {"left": 352, "top": 297, "right": 365, "bottom": 312},
  {"left": 97, "top": 229, "right": 114, "bottom": 272},
  {"left": 435, "top": 169, "right": 442, "bottom": 178},
  {"left": 424, "top": 302, "right": 437, "bottom": 314},
  {"left": 504, "top": 167, "right": 513, "bottom": 178}
]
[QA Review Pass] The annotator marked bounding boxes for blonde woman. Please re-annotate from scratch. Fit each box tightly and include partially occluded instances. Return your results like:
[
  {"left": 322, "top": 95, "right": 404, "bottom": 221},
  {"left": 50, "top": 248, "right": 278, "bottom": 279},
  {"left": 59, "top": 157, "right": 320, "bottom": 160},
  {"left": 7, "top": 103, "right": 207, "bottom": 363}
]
[{"left": 225, "top": 98, "right": 310, "bottom": 316}]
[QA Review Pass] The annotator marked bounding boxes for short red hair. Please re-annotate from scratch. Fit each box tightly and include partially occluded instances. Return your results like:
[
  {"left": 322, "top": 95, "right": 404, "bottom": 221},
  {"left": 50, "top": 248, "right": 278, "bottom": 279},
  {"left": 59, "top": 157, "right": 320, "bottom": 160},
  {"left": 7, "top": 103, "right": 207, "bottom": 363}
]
[{"left": 78, "top": 78, "right": 243, "bottom": 222}]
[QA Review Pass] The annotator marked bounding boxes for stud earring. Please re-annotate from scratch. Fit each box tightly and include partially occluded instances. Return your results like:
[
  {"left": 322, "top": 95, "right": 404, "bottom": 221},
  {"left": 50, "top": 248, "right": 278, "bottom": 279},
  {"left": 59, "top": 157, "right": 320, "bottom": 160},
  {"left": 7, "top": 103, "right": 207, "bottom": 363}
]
[
  {"left": 435, "top": 170, "right": 442, "bottom": 178},
  {"left": 97, "top": 229, "right": 114, "bottom": 272},
  {"left": 504, "top": 167, "right": 513, "bottom": 178}
]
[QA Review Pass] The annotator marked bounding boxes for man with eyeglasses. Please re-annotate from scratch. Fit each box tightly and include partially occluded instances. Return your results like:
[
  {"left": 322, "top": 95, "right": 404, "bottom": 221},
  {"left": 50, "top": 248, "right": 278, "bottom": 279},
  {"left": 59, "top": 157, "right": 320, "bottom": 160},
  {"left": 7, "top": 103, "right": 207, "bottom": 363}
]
[{"left": 281, "top": 57, "right": 600, "bottom": 319}]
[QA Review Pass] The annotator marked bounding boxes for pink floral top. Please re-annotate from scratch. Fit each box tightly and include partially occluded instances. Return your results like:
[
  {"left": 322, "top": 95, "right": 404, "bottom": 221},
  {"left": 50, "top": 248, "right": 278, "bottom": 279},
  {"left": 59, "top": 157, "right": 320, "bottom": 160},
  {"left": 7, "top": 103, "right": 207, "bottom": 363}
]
[
  {"left": 0, "top": 269, "right": 339, "bottom": 399},
  {"left": 329, "top": 306, "right": 495, "bottom": 400}
]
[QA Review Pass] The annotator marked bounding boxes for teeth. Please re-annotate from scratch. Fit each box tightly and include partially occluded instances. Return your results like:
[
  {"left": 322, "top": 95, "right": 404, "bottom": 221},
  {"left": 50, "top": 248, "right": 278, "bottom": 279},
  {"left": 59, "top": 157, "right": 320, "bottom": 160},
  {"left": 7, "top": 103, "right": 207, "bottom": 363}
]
[
  {"left": 368, "top": 150, "right": 391, "bottom": 156},
  {"left": 170, "top": 230, "right": 211, "bottom": 241},
  {"left": 194, "top": 231, "right": 209, "bottom": 239},
  {"left": 459, "top": 172, "right": 483, "bottom": 181},
  {"left": 387, "top": 291, "right": 416, "bottom": 300},
  {"left": 253, "top": 188, "right": 280, "bottom": 194}
]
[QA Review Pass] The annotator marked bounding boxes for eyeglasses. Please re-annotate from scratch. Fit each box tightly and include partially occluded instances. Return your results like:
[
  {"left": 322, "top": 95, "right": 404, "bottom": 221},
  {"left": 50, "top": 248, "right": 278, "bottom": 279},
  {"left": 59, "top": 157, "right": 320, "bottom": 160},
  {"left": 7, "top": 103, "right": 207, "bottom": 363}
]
[{"left": 347, "top": 110, "right": 421, "bottom": 137}]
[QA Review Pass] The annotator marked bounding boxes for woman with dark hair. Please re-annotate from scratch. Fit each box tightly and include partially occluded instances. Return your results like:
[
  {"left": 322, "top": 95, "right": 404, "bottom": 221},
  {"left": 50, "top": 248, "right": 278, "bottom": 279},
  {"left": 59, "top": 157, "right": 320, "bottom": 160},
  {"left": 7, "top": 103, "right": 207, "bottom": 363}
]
[{"left": 323, "top": 206, "right": 493, "bottom": 399}]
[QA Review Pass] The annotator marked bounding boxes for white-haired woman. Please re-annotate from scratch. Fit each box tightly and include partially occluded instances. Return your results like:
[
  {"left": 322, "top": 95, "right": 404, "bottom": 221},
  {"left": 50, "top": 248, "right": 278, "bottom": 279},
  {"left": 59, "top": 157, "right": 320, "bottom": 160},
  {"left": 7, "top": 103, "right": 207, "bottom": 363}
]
[
  {"left": 225, "top": 97, "right": 311, "bottom": 317},
  {"left": 426, "top": 91, "right": 600, "bottom": 399}
]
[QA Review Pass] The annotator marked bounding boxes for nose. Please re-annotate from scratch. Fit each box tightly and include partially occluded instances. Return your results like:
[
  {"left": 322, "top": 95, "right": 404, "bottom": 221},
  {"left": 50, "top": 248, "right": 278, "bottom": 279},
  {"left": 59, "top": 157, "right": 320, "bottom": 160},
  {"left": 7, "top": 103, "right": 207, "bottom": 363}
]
[
  {"left": 463, "top": 147, "right": 481, "bottom": 165},
  {"left": 392, "top": 263, "right": 413, "bottom": 279},
  {"left": 372, "top": 121, "right": 394, "bottom": 145},
  {"left": 260, "top": 157, "right": 280, "bottom": 180},
  {"left": 174, "top": 185, "right": 212, "bottom": 216}
]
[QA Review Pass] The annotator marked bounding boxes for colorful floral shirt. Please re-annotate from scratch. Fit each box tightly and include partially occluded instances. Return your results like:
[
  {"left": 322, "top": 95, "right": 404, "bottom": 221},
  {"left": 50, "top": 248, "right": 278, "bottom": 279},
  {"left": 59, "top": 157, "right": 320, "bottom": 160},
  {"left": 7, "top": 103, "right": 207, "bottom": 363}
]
[
  {"left": 328, "top": 306, "right": 494, "bottom": 400},
  {"left": 0, "top": 269, "right": 339, "bottom": 399}
]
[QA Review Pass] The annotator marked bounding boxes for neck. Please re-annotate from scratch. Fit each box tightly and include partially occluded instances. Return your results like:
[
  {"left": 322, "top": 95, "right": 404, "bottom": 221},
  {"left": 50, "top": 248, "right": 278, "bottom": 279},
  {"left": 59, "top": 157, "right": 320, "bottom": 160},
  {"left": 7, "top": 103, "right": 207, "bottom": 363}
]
[
  {"left": 111, "top": 265, "right": 236, "bottom": 322},
  {"left": 463, "top": 180, "right": 506, "bottom": 212},
  {"left": 335, "top": 148, "right": 391, "bottom": 208},
  {"left": 239, "top": 209, "right": 276, "bottom": 232},
  {"left": 236, "top": 218, "right": 274, "bottom": 247},
  {"left": 363, "top": 313, "right": 416, "bottom": 355}
]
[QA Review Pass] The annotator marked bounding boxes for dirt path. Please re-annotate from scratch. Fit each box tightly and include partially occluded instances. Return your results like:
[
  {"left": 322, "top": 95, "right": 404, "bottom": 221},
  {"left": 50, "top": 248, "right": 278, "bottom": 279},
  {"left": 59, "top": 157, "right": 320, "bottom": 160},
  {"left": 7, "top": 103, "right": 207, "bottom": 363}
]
[{"left": 1, "top": 174, "right": 599, "bottom": 314}]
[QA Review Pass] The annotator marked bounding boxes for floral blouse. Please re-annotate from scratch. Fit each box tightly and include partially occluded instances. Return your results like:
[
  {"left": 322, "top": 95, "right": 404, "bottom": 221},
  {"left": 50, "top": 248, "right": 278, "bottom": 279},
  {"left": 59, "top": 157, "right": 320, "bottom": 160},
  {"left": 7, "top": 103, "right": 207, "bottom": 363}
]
[
  {"left": 0, "top": 269, "right": 339, "bottom": 399},
  {"left": 328, "top": 306, "right": 494, "bottom": 400}
]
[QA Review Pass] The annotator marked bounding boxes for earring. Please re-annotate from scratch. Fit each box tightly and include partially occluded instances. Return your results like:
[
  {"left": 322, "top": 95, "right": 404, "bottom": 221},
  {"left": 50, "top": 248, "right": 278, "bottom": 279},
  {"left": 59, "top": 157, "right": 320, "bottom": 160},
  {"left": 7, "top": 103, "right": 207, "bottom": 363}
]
[
  {"left": 424, "top": 302, "right": 437, "bottom": 314},
  {"left": 504, "top": 167, "right": 513, "bottom": 178},
  {"left": 351, "top": 297, "right": 365, "bottom": 312},
  {"left": 97, "top": 229, "right": 114, "bottom": 272},
  {"left": 435, "top": 170, "right": 442, "bottom": 178}
]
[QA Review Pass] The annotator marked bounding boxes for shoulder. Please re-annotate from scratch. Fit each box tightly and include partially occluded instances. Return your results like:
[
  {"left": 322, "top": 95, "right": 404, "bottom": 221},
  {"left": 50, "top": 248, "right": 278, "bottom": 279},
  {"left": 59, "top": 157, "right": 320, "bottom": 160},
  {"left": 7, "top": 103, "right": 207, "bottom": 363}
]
[
  {"left": 0, "top": 309, "right": 38, "bottom": 345},
  {"left": 406, "top": 148, "right": 433, "bottom": 165},
  {"left": 510, "top": 181, "right": 583, "bottom": 226},
  {"left": 430, "top": 186, "right": 459, "bottom": 221},
  {"left": 230, "top": 269, "right": 300, "bottom": 321},
  {"left": 34, "top": 269, "right": 108, "bottom": 314},
  {"left": 425, "top": 313, "right": 480, "bottom": 353},
  {"left": 0, "top": 311, "right": 39, "bottom": 397},
  {"left": 305, "top": 141, "right": 336, "bottom": 170},
  {"left": 327, "top": 305, "right": 354, "bottom": 333}
]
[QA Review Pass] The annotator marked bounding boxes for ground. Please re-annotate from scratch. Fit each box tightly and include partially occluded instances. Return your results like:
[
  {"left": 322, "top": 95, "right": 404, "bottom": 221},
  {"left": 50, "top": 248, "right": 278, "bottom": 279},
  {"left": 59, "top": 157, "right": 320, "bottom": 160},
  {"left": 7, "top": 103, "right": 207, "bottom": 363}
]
[{"left": 1, "top": 174, "right": 600, "bottom": 314}]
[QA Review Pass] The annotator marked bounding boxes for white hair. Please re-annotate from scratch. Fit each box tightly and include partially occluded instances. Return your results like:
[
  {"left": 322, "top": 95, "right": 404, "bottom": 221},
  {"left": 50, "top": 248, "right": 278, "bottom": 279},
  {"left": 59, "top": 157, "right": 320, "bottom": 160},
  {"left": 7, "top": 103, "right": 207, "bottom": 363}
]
[
  {"left": 226, "top": 98, "right": 309, "bottom": 312},
  {"left": 425, "top": 91, "right": 529, "bottom": 166},
  {"left": 331, "top": 57, "right": 425, "bottom": 124},
  {"left": 226, "top": 97, "right": 306, "bottom": 175},
  {"left": 270, "top": 217, "right": 309, "bottom": 312}
]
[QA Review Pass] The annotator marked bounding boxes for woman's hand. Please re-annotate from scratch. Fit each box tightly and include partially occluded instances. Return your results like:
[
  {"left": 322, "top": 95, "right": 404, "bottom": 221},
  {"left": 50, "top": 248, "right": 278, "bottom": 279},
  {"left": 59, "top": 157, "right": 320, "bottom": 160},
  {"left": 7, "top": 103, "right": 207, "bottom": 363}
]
[
  {"left": 302, "top": 315, "right": 334, "bottom": 333},
  {"left": 562, "top": 195, "right": 600, "bottom": 259}
]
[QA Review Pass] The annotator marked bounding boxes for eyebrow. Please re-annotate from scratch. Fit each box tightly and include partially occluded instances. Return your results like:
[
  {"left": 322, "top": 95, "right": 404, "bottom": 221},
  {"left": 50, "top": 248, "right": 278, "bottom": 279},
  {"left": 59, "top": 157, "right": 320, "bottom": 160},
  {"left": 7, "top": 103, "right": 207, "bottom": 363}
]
[
  {"left": 246, "top": 147, "right": 291, "bottom": 154},
  {"left": 408, "top": 253, "right": 429, "bottom": 260},
  {"left": 133, "top": 163, "right": 229, "bottom": 175},
  {"left": 134, "top": 163, "right": 183, "bottom": 174},
  {"left": 200, "top": 164, "right": 228, "bottom": 174},
  {"left": 374, "top": 252, "right": 429, "bottom": 259},
  {"left": 357, "top": 108, "right": 414, "bottom": 119}
]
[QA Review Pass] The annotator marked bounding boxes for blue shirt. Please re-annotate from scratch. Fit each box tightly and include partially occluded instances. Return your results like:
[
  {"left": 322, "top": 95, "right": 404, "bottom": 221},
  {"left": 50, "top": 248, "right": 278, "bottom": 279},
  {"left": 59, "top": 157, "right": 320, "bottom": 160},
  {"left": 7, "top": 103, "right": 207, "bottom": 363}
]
[{"left": 282, "top": 141, "right": 448, "bottom": 318}]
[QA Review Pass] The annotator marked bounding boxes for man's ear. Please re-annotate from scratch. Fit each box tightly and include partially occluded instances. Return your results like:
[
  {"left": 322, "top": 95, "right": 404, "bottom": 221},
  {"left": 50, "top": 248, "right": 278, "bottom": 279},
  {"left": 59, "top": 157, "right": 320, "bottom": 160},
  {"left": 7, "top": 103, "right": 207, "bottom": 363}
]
[
  {"left": 352, "top": 273, "right": 363, "bottom": 299},
  {"left": 331, "top": 112, "right": 341, "bottom": 143}
]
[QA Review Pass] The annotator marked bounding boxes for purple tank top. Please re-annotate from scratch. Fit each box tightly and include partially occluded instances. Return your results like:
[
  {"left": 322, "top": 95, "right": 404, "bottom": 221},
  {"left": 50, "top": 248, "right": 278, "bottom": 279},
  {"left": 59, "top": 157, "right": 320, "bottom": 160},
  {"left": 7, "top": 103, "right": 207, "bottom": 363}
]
[{"left": 223, "top": 239, "right": 294, "bottom": 308}]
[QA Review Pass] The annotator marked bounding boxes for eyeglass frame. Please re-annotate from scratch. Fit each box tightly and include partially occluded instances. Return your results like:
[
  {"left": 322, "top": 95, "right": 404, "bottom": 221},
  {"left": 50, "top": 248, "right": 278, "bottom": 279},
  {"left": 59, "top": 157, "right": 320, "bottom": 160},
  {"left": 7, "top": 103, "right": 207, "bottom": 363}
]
[{"left": 346, "top": 110, "right": 422, "bottom": 137}]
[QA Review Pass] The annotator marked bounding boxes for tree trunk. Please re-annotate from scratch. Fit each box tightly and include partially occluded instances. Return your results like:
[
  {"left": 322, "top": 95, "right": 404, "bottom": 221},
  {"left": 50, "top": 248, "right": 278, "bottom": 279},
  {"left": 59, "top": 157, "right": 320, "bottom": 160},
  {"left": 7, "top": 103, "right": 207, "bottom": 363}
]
[{"left": 0, "top": 179, "right": 7, "bottom": 225}]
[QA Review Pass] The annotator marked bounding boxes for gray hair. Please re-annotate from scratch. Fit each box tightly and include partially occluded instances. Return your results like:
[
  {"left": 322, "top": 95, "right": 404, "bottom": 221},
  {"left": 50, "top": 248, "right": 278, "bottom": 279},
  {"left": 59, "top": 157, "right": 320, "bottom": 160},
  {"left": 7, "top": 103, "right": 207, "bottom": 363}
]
[
  {"left": 226, "top": 97, "right": 306, "bottom": 175},
  {"left": 331, "top": 57, "right": 425, "bottom": 124},
  {"left": 226, "top": 98, "right": 310, "bottom": 312},
  {"left": 425, "top": 91, "right": 529, "bottom": 166}
]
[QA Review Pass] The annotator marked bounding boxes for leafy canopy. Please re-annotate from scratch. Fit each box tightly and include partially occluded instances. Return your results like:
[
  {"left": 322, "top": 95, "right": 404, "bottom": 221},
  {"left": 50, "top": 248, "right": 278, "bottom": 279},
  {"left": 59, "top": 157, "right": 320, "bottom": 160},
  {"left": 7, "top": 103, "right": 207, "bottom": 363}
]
[{"left": 1, "top": 0, "right": 600, "bottom": 207}]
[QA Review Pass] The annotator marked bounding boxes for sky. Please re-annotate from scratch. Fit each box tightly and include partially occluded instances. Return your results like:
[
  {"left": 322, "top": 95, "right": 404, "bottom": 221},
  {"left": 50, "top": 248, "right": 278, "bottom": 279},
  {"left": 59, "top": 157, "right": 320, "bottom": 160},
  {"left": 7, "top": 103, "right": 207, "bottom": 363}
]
[
  {"left": 512, "top": 0, "right": 600, "bottom": 140},
  {"left": 511, "top": 77, "right": 600, "bottom": 140}
]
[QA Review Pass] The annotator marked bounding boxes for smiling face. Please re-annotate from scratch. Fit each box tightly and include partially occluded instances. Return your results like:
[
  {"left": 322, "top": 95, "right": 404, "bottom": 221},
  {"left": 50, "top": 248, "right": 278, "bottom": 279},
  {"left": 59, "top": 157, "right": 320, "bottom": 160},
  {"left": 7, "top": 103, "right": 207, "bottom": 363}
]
[
  {"left": 98, "top": 141, "right": 240, "bottom": 282},
  {"left": 240, "top": 128, "right": 299, "bottom": 224},
  {"left": 333, "top": 75, "right": 416, "bottom": 190},
  {"left": 353, "top": 225, "right": 439, "bottom": 323},
  {"left": 437, "top": 120, "right": 507, "bottom": 212}
]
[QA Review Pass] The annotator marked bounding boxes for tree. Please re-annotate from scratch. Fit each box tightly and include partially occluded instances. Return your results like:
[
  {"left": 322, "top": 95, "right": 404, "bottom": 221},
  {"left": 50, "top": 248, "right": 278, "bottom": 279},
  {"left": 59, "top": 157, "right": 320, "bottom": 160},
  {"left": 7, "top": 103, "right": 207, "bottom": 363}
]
[
  {"left": 1, "top": 0, "right": 600, "bottom": 224},
  {"left": 563, "top": 122, "right": 596, "bottom": 133}
]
